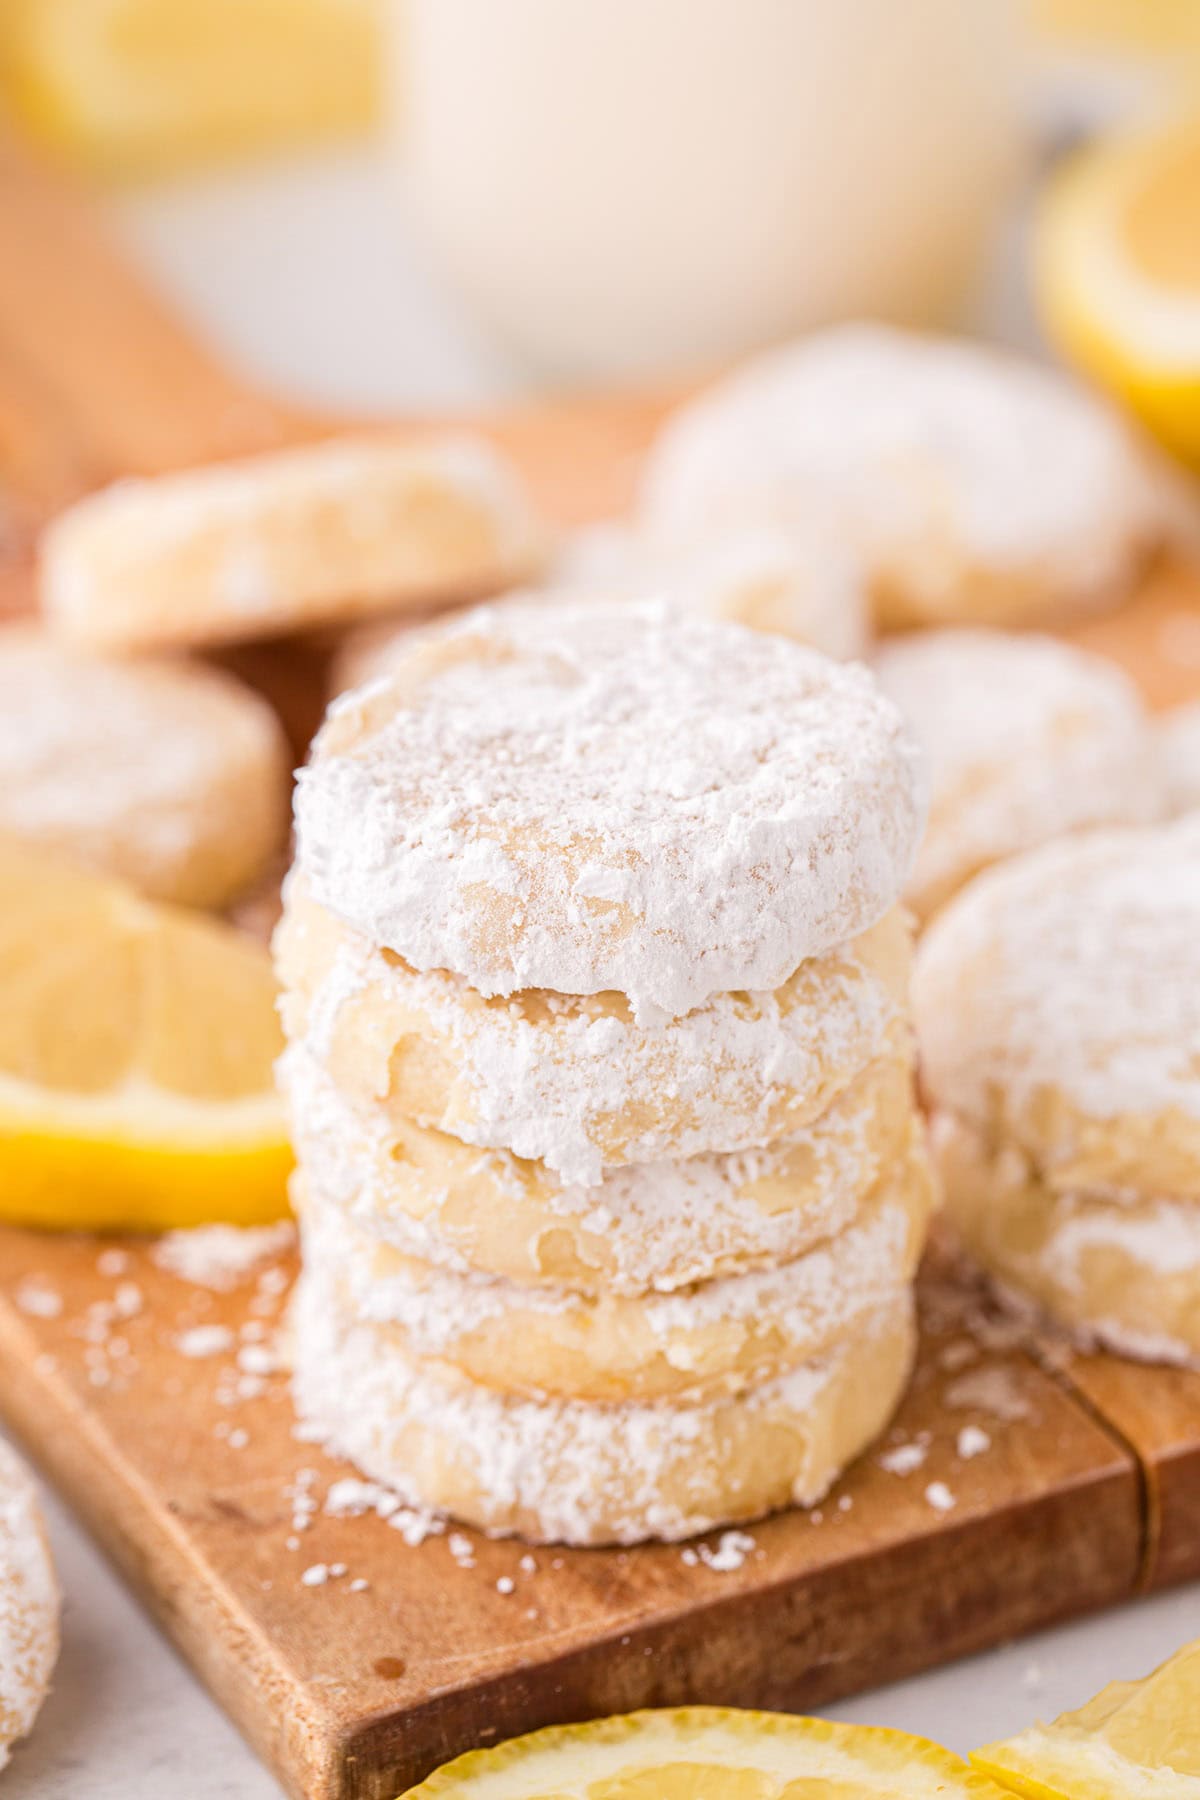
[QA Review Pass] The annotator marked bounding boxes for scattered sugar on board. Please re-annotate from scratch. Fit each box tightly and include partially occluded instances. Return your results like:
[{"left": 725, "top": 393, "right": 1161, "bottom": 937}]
[
  {"left": 956, "top": 1425, "right": 991, "bottom": 1460},
  {"left": 15, "top": 1281, "right": 62, "bottom": 1320},
  {"left": 944, "top": 1366, "right": 1031, "bottom": 1423},
  {"left": 153, "top": 1221, "right": 296, "bottom": 1291},
  {"left": 877, "top": 1441, "right": 928, "bottom": 1476},
  {"left": 925, "top": 1481, "right": 957, "bottom": 1513},
  {"left": 174, "top": 1324, "right": 234, "bottom": 1359}
]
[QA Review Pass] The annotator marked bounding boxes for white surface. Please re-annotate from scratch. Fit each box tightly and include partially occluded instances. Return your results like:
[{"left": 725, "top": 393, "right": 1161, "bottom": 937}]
[{"left": 5, "top": 147, "right": 1195, "bottom": 1794}]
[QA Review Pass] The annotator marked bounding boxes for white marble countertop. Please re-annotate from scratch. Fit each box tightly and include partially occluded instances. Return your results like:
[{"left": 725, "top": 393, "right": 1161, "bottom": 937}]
[{"left": 5, "top": 145, "right": 1198, "bottom": 1796}]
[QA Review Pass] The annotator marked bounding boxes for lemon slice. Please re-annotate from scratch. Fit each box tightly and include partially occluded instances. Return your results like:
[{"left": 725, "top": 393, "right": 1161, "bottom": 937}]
[
  {"left": 399, "top": 1707, "right": 1013, "bottom": 1799},
  {"left": 973, "top": 1637, "right": 1200, "bottom": 1800},
  {"left": 0, "top": 0, "right": 380, "bottom": 175},
  {"left": 1035, "top": 119, "right": 1200, "bottom": 468},
  {"left": 0, "top": 836, "right": 290, "bottom": 1231}
]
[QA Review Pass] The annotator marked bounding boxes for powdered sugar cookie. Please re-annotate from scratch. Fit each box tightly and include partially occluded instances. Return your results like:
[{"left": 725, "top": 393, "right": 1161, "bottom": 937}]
[
  {"left": 0, "top": 625, "right": 290, "bottom": 907},
  {"left": 297, "top": 1135, "right": 931, "bottom": 1404},
  {"left": 935, "top": 1113, "right": 1200, "bottom": 1367},
  {"left": 290, "top": 1272, "right": 915, "bottom": 1545},
  {"left": 554, "top": 518, "right": 870, "bottom": 658},
  {"left": 295, "top": 598, "right": 924, "bottom": 1023},
  {"left": 0, "top": 1438, "right": 59, "bottom": 1771},
  {"left": 275, "top": 881, "right": 913, "bottom": 1186},
  {"left": 915, "top": 820, "right": 1200, "bottom": 1203},
  {"left": 874, "top": 628, "right": 1160, "bottom": 919},
  {"left": 641, "top": 325, "right": 1164, "bottom": 629},
  {"left": 281, "top": 1043, "right": 916, "bottom": 1294},
  {"left": 1157, "top": 700, "right": 1200, "bottom": 817},
  {"left": 41, "top": 435, "right": 548, "bottom": 653}
]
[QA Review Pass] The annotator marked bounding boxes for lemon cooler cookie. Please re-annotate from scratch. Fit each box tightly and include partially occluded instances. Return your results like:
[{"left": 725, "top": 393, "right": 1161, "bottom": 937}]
[
  {"left": 41, "top": 434, "right": 547, "bottom": 652},
  {"left": 281, "top": 600, "right": 930, "bottom": 1542},
  {"left": 0, "top": 1438, "right": 59, "bottom": 1771},
  {"left": 294, "top": 597, "right": 924, "bottom": 1023},
  {"left": 281, "top": 1042, "right": 916, "bottom": 1293},
  {"left": 275, "top": 879, "right": 913, "bottom": 1185},
  {"left": 916, "top": 819, "right": 1200, "bottom": 1361},
  {"left": 640, "top": 324, "right": 1164, "bottom": 628},
  {"left": 874, "top": 627, "right": 1159, "bottom": 919},
  {"left": 0, "top": 624, "right": 289, "bottom": 907},
  {"left": 295, "top": 1137, "right": 932, "bottom": 1403},
  {"left": 289, "top": 1272, "right": 917, "bottom": 1546}
]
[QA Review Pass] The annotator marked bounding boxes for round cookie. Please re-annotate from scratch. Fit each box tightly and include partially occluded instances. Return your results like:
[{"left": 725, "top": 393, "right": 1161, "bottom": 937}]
[
  {"left": 40, "top": 435, "right": 548, "bottom": 653},
  {"left": 0, "top": 625, "right": 290, "bottom": 907},
  {"left": 554, "top": 519, "right": 870, "bottom": 659},
  {"left": 297, "top": 1136, "right": 932, "bottom": 1403},
  {"left": 295, "top": 597, "right": 925, "bottom": 1023},
  {"left": 935, "top": 1114, "right": 1200, "bottom": 1366},
  {"left": 281, "top": 1042, "right": 917, "bottom": 1295},
  {"left": 275, "top": 881, "right": 914, "bottom": 1186},
  {"left": 640, "top": 324, "right": 1164, "bottom": 629},
  {"left": 873, "top": 628, "right": 1160, "bottom": 919},
  {"left": 1157, "top": 700, "right": 1200, "bottom": 817},
  {"left": 289, "top": 1271, "right": 916, "bottom": 1545},
  {"left": 915, "top": 820, "right": 1200, "bottom": 1203},
  {"left": 0, "top": 1438, "right": 59, "bottom": 1772}
]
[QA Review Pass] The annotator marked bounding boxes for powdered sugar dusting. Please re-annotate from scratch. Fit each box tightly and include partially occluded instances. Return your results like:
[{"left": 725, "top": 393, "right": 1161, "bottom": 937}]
[
  {"left": 289, "top": 1272, "right": 915, "bottom": 1545},
  {"left": 641, "top": 323, "right": 1162, "bottom": 619},
  {"left": 0, "top": 1439, "right": 59, "bottom": 1767},
  {"left": 295, "top": 598, "right": 924, "bottom": 1022},
  {"left": 915, "top": 819, "right": 1200, "bottom": 1132},
  {"left": 282, "top": 1040, "right": 909, "bottom": 1294},
  {"left": 153, "top": 1221, "right": 296, "bottom": 1291},
  {"left": 875, "top": 628, "right": 1159, "bottom": 914},
  {"left": 278, "top": 884, "right": 912, "bottom": 1187}
]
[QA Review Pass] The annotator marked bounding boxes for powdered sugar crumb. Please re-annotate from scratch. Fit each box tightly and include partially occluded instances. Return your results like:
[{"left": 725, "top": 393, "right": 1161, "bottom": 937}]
[
  {"left": 878, "top": 1441, "right": 928, "bottom": 1477},
  {"left": 956, "top": 1425, "right": 991, "bottom": 1460},
  {"left": 153, "top": 1222, "right": 296, "bottom": 1291}
]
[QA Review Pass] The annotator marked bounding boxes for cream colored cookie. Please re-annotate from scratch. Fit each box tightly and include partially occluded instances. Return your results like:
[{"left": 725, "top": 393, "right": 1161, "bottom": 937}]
[
  {"left": 874, "top": 628, "right": 1160, "bottom": 919},
  {"left": 0, "top": 1438, "right": 59, "bottom": 1772},
  {"left": 915, "top": 821, "right": 1200, "bottom": 1203},
  {"left": 0, "top": 624, "right": 289, "bottom": 906},
  {"left": 329, "top": 519, "right": 869, "bottom": 698},
  {"left": 280, "top": 1042, "right": 917, "bottom": 1294},
  {"left": 640, "top": 324, "right": 1164, "bottom": 629},
  {"left": 294, "top": 598, "right": 925, "bottom": 1023},
  {"left": 289, "top": 1272, "right": 915, "bottom": 1545},
  {"left": 296, "top": 1135, "right": 932, "bottom": 1404},
  {"left": 275, "top": 880, "right": 914, "bottom": 1186},
  {"left": 41, "top": 435, "right": 548, "bottom": 652},
  {"left": 1157, "top": 699, "right": 1200, "bottom": 817},
  {"left": 935, "top": 1113, "right": 1200, "bottom": 1366},
  {"left": 330, "top": 606, "right": 457, "bottom": 696},
  {"left": 554, "top": 518, "right": 870, "bottom": 658}
]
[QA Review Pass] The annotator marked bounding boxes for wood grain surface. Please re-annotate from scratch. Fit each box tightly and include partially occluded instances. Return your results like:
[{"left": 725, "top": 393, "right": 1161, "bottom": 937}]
[{"left": 0, "top": 124, "right": 1199, "bottom": 1800}]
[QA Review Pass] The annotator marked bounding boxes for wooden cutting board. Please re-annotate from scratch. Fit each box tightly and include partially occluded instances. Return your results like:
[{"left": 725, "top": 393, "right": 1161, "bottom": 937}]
[{"left": 1, "top": 127, "right": 1200, "bottom": 1800}]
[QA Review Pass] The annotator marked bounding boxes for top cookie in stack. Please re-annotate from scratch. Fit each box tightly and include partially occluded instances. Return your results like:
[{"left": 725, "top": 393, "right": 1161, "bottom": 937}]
[{"left": 279, "top": 598, "right": 932, "bottom": 1545}]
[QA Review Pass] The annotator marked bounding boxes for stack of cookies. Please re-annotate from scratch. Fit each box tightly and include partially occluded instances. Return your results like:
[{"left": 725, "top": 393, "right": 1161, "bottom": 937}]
[{"left": 275, "top": 599, "right": 932, "bottom": 1545}]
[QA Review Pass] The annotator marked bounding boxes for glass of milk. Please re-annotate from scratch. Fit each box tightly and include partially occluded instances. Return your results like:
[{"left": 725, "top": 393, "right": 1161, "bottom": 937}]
[{"left": 394, "top": 0, "right": 1027, "bottom": 385}]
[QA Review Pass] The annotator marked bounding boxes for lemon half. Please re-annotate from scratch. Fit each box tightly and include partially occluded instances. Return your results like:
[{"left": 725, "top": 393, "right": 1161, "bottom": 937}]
[
  {"left": 974, "top": 1637, "right": 1200, "bottom": 1800},
  {"left": 0, "top": 836, "right": 290, "bottom": 1231},
  {"left": 1035, "top": 120, "right": 1200, "bottom": 468},
  {"left": 1, "top": 0, "right": 380, "bottom": 175},
  {"left": 400, "top": 1708, "right": 1013, "bottom": 1800}
]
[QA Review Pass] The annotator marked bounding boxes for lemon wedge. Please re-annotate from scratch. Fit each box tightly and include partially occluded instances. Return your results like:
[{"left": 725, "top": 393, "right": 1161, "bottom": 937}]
[
  {"left": 399, "top": 1707, "right": 1013, "bottom": 1800},
  {"left": 0, "top": 836, "right": 290, "bottom": 1231},
  {"left": 0, "top": 0, "right": 380, "bottom": 176},
  {"left": 1035, "top": 120, "right": 1200, "bottom": 468},
  {"left": 973, "top": 1637, "right": 1200, "bottom": 1800}
]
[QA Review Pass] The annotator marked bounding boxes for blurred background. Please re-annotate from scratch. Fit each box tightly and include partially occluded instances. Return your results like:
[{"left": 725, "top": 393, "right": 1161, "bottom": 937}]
[{"left": 0, "top": 0, "right": 1197, "bottom": 452}]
